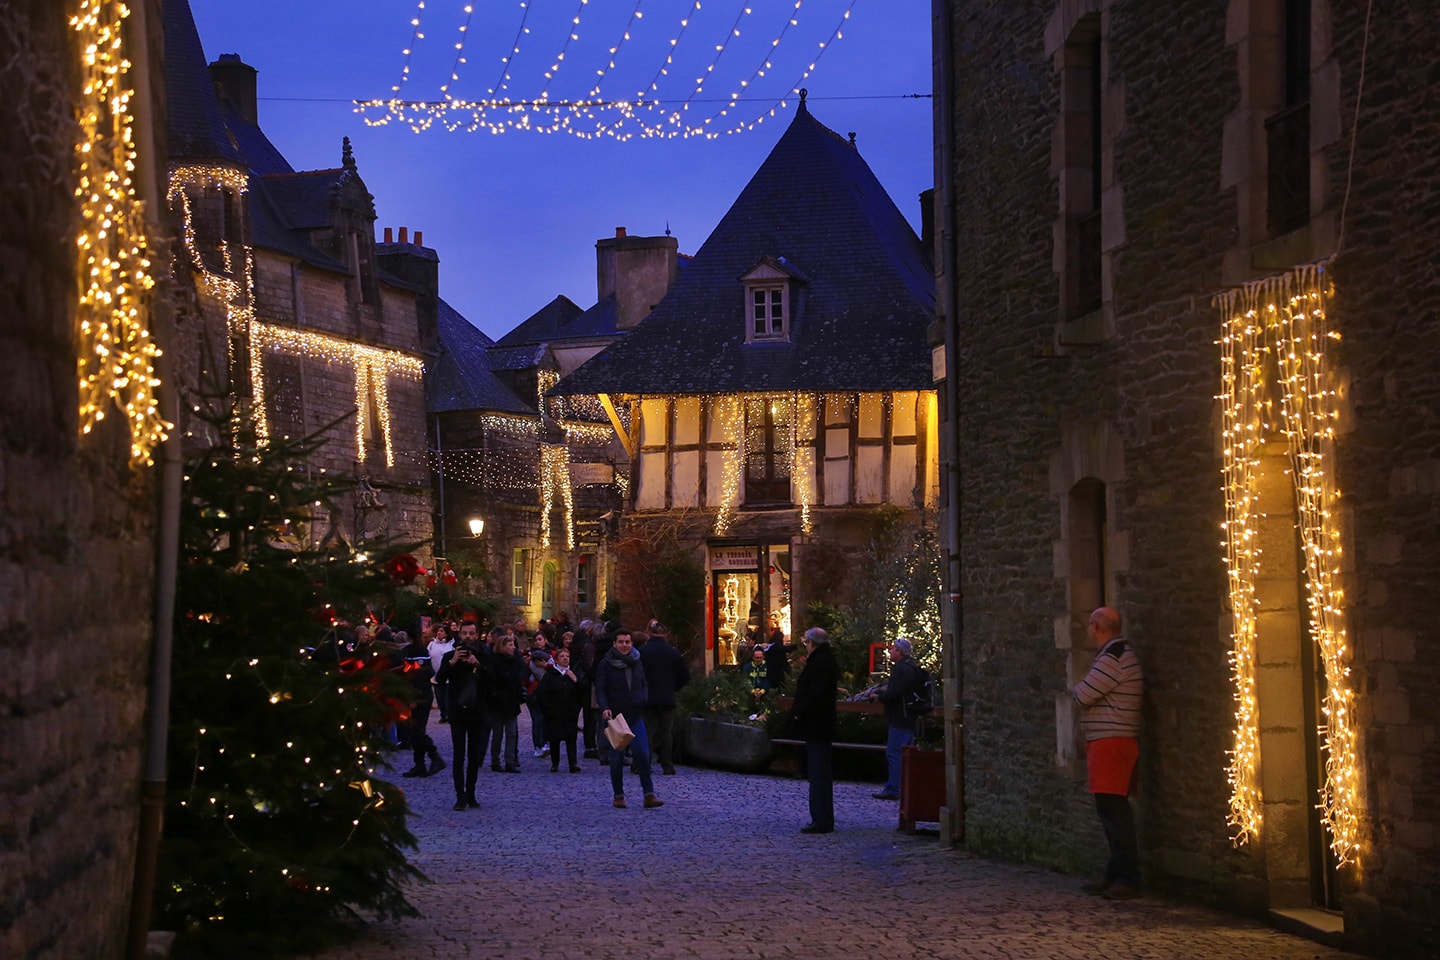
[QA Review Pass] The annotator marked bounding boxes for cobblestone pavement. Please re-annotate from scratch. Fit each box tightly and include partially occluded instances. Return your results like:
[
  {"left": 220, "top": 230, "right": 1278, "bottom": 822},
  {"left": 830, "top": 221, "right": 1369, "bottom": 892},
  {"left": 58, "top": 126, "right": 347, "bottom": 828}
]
[{"left": 302, "top": 714, "right": 1357, "bottom": 960}]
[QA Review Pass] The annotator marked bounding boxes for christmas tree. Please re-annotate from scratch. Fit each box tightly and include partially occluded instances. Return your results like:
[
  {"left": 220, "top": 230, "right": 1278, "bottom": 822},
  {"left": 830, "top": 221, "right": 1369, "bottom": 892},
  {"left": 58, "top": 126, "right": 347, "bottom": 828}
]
[{"left": 156, "top": 417, "right": 422, "bottom": 957}]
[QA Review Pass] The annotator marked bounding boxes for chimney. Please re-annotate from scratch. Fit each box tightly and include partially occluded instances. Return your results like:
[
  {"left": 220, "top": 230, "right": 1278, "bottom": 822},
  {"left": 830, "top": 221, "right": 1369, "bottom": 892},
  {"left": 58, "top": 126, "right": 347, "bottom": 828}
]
[
  {"left": 209, "top": 54, "right": 258, "bottom": 126},
  {"left": 414, "top": 230, "right": 423, "bottom": 246},
  {"left": 595, "top": 229, "right": 680, "bottom": 331},
  {"left": 375, "top": 228, "right": 440, "bottom": 351}
]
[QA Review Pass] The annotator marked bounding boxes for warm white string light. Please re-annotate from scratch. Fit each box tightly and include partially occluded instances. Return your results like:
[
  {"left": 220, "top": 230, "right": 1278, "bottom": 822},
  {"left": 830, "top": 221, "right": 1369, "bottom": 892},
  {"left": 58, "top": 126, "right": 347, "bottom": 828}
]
[
  {"left": 356, "top": 0, "right": 860, "bottom": 141},
  {"left": 538, "top": 443, "right": 576, "bottom": 549},
  {"left": 1215, "top": 264, "right": 1360, "bottom": 865},
  {"left": 73, "top": 0, "right": 168, "bottom": 464}
]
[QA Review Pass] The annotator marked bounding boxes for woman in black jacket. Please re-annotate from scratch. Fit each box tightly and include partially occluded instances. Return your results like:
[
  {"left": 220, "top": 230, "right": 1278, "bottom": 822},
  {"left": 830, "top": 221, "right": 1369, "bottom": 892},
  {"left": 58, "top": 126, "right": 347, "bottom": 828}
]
[{"left": 535, "top": 647, "right": 584, "bottom": 772}]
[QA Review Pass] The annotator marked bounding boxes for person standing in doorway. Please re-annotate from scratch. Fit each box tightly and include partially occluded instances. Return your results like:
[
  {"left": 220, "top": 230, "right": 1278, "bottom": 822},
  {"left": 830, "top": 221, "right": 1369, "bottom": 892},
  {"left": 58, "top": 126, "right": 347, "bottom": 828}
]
[
  {"left": 788, "top": 627, "right": 838, "bottom": 834},
  {"left": 871, "top": 637, "right": 924, "bottom": 801},
  {"left": 1072, "top": 606, "right": 1144, "bottom": 899}
]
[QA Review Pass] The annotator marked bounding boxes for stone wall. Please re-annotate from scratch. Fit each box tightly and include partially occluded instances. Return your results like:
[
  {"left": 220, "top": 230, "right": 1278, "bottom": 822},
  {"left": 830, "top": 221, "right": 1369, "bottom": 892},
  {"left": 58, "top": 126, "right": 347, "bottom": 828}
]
[
  {"left": 0, "top": 2, "right": 166, "bottom": 957},
  {"left": 939, "top": 1, "right": 1440, "bottom": 954}
]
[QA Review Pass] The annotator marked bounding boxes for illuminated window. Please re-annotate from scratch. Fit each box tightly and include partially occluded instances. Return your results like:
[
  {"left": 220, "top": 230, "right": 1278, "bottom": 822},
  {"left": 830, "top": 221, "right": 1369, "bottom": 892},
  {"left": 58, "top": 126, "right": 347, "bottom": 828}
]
[
  {"left": 576, "top": 554, "right": 594, "bottom": 606},
  {"left": 743, "top": 397, "right": 792, "bottom": 505},
  {"left": 511, "top": 547, "right": 530, "bottom": 601}
]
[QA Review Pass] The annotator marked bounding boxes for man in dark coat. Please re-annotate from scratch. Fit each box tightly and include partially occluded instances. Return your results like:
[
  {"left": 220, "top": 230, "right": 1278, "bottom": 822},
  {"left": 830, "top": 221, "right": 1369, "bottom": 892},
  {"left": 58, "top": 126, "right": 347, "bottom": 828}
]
[
  {"left": 763, "top": 615, "right": 799, "bottom": 691},
  {"left": 639, "top": 623, "right": 691, "bottom": 776},
  {"left": 434, "top": 622, "right": 488, "bottom": 809},
  {"left": 593, "top": 628, "right": 663, "bottom": 809},
  {"left": 871, "top": 637, "right": 926, "bottom": 800},
  {"left": 788, "top": 627, "right": 839, "bottom": 833}
]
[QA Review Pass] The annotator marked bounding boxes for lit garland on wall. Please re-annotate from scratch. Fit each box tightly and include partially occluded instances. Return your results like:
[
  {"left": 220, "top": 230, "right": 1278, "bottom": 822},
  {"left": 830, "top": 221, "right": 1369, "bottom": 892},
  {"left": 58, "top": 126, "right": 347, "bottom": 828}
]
[
  {"left": 73, "top": 0, "right": 167, "bottom": 464},
  {"left": 712, "top": 395, "right": 745, "bottom": 536},
  {"left": 248, "top": 323, "right": 424, "bottom": 466},
  {"left": 355, "top": 0, "right": 859, "bottom": 140},
  {"left": 538, "top": 443, "right": 575, "bottom": 549},
  {"left": 795, "top": 392, "right": 817, "bottom": 535},
  {"left": 1215, "top": 263, "right": 1359, "bottom": 865}
]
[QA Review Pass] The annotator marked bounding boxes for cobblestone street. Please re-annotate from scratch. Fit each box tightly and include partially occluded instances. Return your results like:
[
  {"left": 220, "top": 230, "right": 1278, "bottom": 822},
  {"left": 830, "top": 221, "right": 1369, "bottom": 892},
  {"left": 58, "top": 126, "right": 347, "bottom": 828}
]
[{"left": 301, "top": 715, "right": 1357, "bottom": 960}]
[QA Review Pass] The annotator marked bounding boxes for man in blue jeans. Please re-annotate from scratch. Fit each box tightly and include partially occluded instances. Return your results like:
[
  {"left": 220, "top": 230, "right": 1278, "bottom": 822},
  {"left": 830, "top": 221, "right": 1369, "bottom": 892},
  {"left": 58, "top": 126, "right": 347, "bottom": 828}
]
[
  {"left": 594, "top": 628, "right": 664, "bottom": 809},
  {"left": 872, "top": 637, "right": 925, "bottom": 801}
]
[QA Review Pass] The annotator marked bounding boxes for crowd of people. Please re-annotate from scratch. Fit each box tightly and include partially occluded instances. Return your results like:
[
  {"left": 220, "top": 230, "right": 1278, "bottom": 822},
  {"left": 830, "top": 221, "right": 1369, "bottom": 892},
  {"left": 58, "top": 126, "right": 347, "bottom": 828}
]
[{"left": 364, "top": 614, "right": 692, "bottom": 813}]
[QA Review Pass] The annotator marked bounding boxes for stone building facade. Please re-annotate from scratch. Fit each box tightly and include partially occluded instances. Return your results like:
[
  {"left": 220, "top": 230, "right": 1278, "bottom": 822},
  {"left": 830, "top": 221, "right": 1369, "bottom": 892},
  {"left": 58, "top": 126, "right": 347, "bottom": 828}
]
[
  {"left": 933, "top": 1, "right": 1439, "bottom": 955},
  {"left": 2, "top": 1, "right": 168, "bottom": 957},
  {"left": 164, "top": 11, "right": 432, "bottom": 558}
]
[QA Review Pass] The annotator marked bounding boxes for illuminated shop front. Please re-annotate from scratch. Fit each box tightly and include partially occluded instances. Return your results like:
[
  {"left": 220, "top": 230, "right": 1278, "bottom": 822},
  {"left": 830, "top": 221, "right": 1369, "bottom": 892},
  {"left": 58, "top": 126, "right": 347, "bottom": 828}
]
[{"left": 706, "top": 542, "right": 791, "bottom": 670}]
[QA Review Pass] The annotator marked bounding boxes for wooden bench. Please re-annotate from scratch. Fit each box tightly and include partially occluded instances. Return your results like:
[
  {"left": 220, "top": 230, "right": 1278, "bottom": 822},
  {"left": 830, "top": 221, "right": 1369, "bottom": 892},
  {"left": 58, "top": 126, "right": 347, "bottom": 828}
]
[{"left": 770, "top": 738, "right": 885, "bottom": 753}]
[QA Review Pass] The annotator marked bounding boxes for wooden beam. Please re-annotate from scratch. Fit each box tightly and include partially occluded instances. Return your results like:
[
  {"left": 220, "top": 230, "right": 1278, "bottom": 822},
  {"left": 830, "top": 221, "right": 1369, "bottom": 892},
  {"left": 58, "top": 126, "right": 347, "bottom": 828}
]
[{"left": 598, "top": 393, "right": 633, "bottom": 458}]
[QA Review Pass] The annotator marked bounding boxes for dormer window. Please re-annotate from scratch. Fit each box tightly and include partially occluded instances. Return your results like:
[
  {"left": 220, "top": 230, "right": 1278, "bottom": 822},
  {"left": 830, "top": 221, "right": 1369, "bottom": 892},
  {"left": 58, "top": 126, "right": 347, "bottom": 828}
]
[
  {"left": 751, "top": 285, "right": 786, "bottom": 340},
  {"left": 740, "top": 256, "right": 808, "bottom": 344}
]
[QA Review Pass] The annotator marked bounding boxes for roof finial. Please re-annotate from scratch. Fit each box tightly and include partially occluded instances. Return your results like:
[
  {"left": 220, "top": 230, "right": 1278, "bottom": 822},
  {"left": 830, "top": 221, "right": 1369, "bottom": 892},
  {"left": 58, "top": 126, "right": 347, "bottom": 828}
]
[
  {"left": 342, "top": 136, "right": 356, "bottom": 171},
  {"left": 799, "top": 87, "right": 808, "bottom": 114}
]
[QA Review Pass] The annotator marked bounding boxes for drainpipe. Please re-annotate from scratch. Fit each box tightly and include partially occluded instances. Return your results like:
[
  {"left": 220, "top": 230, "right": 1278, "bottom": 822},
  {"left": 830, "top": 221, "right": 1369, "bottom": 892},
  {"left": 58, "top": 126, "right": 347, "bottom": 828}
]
[
  {"left": 933, "top": 0, "right": 965, "bottom": 846},
  {"left": 127, "top": 0, "right": 182, "bottom": 955}
]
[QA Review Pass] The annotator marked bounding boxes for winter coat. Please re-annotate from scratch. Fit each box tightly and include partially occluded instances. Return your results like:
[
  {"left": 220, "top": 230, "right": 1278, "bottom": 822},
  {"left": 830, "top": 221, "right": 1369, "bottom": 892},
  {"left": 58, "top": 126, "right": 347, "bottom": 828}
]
[
  {"left": 485, "top": 649, "right": 528, "bottom": 717},
  {"left": 593, "top": 645, "right": 650, "bottom": 719},
  {"left": 535, "top": 665, "right": 583, "bottom": 727},
  {"left": 639, "top": 637, "right": 691, "bottom": 708},
  {"left": 788, "top": 643, "right": 838, "bottom": 742},
  {"left": 878, "top": 656, "right": 925, "bottom": 729}
]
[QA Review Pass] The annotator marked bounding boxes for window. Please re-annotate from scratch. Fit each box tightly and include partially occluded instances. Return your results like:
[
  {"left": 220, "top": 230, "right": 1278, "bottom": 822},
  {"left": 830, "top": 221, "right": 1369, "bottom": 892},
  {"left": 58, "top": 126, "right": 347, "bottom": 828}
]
[
  {"left": 511, "top": 547, "right": 530, "bottom": 601},
  {"left": 1053, "top": 13, "right": 1104, "bottom": 321},
  {"left": 751, "top": 285, "right": 786, "bottom": 340},
  {"left": 744, "top": 396, "right": 792, "bottom": 505},
  {"left": 576, "top": 554, "right": 594, "bottom": 606},
  {"left": 1266, "top": 0, "right": 1311, "bottom": 235},
  {"left": 740, "top": 257, "right": 804, "bottom": 343}
]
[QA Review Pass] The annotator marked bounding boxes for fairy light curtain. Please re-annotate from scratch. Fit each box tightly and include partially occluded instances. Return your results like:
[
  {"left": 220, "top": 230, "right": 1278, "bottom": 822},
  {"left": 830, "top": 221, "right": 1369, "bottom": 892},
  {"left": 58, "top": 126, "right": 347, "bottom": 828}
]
[
  {"left": 73, "top": 0, "right": 168, "bottom": 464},
  {"left": 1215, "top": 262, "right": 1360, "bottom": 865},
  {"left": 358, "top": 0, "right": 861, "bottom": 140}
]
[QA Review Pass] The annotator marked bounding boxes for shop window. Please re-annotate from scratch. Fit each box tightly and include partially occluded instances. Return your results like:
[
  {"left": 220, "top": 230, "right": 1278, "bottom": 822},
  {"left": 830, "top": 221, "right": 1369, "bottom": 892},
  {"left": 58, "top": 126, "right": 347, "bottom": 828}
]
[{"left": 576, "top": 554, "right": 594, "bottom": 606}]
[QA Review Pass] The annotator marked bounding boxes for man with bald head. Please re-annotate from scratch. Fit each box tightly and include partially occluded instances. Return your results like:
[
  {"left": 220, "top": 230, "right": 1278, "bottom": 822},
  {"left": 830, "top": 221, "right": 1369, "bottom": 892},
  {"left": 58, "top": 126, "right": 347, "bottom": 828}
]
[{"left": 1072, "top": 606, "right": 1144, "bottom": 899}]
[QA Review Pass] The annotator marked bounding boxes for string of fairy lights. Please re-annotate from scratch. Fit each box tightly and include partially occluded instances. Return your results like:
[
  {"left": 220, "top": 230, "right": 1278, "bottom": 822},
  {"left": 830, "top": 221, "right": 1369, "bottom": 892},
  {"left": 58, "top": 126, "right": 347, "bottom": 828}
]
[
  {"left": 355, "top": 0, "right": 861, "bottom": 139},
  {"left": 1215, "top": 263, "right": 1360, "bottom": 865},
  {"left": 72, "top": 0, "right": 168, "bottom": 465}
]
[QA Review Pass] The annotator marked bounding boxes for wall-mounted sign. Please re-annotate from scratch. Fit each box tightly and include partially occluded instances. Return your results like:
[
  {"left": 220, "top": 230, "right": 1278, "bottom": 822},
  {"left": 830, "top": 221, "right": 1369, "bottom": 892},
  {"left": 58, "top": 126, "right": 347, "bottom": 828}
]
[
  {"left": 709, "top": 546, "right": 760, "bottom": 571},
  {"left": 571, "top": 462, "right": 615, "bottom": 485}
]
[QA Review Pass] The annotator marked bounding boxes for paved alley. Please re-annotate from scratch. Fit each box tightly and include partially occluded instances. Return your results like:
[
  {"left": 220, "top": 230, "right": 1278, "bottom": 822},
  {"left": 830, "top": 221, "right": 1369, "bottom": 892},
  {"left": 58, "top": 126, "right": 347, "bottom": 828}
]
[{"left": 302, "top": 723, "right": 1356, "bottom": 960}]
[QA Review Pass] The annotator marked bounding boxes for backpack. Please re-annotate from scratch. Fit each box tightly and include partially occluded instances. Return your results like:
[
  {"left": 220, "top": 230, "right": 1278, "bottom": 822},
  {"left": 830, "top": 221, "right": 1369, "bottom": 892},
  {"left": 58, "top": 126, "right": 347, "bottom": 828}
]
[{"left": 905, "top": 665, "right": 935, "bottom": 717}]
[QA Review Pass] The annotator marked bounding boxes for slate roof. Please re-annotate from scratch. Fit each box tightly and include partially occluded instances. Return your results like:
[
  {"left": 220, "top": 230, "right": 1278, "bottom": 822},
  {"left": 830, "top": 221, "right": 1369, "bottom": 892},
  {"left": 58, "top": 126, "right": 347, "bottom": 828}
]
[
  {"left": 495, "top": 295, "right": 590, "bottom": 347},
  {"left": 485, "top": 344, "right": 551, "bottom": 372},
  {"left": 553, "top": 103, "right": 935, "bottom": 397},
  {"left": 426, "top": 300, "right": 535, "bottom": 415},
  {"left": 217, "top": 100, "right": 293, "bottom": 176},
  {"left": 162, "top": 0, "right": 246, "bottom": 165},
  {"left": 261, "top": 171, "right": 346, "bottom": 230}
]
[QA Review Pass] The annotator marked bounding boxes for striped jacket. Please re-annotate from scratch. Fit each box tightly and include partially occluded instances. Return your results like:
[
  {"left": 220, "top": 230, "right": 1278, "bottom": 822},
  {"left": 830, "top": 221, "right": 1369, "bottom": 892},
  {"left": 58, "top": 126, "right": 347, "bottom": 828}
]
[{"left": 1072, "top": 637, "right": 1143, "bottom": 741}]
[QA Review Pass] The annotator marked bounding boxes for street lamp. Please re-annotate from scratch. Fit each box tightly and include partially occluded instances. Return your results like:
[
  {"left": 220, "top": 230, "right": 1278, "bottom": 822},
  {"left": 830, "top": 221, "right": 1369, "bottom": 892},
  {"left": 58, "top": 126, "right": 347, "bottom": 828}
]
[{"left": 468, "top": 517, "right": 485, "bottom": 537}]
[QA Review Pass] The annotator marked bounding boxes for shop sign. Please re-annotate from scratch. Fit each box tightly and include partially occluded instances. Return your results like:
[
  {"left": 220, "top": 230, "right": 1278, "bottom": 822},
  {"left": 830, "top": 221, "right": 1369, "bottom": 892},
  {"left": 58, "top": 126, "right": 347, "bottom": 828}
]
[
  {"left": 709, "top": 546, "right": 759, "bottom": 571},
  {"left": 570, "top": 462, "right": 614, "bottom": 485}
]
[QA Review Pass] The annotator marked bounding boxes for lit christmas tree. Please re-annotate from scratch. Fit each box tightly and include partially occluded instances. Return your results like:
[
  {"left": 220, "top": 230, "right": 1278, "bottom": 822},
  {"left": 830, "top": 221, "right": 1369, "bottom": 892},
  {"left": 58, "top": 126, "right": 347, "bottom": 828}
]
[{"left": 156, "top": 416, "right": 421, "bottom": 957}]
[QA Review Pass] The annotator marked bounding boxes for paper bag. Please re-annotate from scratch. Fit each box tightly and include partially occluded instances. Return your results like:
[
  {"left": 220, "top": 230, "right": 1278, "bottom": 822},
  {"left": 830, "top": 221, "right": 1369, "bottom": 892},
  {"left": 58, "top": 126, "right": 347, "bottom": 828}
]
[{"left": 605, "top": 713, "right": 635, "bottom": 750}]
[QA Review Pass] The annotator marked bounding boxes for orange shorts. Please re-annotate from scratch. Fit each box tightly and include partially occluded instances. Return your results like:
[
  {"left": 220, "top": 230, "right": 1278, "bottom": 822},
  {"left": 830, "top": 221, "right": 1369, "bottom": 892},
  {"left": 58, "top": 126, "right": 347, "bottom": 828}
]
[{"left": 1086, "top": 737, "right": 1138, "bottom": 795}]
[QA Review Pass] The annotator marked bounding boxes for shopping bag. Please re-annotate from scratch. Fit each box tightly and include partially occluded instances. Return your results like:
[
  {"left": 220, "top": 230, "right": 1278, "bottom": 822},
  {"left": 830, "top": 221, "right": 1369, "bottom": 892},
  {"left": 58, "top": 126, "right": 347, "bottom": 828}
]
[{"left": 604, "top": 713, "right": 635, "bottom": 750}]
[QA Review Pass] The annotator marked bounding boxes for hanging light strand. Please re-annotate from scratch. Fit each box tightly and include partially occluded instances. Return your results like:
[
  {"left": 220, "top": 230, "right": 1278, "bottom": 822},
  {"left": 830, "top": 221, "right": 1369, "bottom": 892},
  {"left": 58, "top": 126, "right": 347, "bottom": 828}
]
[
  {"left": 1214, "top": 264, "right": 1360, "bottom": 865},
  {"left": 73, "top": 0, "right": 168, "bottom": 464}
]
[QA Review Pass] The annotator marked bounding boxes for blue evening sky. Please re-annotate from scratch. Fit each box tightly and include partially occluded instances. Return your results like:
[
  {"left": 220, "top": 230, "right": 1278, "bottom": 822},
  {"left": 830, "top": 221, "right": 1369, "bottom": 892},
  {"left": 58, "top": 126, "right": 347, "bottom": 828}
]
[{"left": 188, "top": 1, "right": 934, "bottom": 340}]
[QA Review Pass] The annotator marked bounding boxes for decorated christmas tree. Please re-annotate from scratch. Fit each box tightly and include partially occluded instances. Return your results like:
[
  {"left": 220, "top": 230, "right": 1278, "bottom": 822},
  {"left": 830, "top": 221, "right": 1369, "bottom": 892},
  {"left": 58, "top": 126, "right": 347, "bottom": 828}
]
[{"left": 156, "top": 417, "right": 421, "bottom": 957}]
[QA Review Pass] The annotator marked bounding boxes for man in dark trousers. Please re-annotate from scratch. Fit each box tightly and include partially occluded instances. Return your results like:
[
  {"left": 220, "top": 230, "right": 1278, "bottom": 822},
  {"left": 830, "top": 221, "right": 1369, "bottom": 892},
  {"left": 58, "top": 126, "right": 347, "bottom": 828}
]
[
  {"left": 788, "top": 627, "right": 839, "bottom": 834},
  {"left": 639, "top": 622, "right": 691, "bottom": 775}
]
